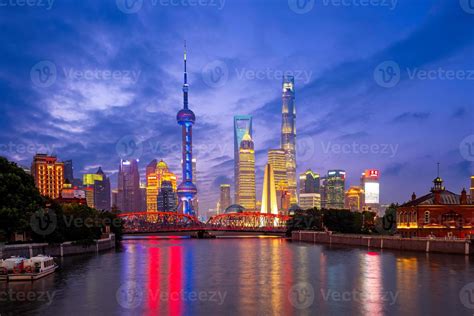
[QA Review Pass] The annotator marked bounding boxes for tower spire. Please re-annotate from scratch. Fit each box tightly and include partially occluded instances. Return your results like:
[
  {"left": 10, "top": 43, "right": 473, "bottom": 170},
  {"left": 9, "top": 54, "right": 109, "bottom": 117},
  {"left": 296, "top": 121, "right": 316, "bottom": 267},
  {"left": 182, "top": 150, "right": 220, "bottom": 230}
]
[{"left": 183, "top": 40, "right": 189, "bottom": 109}]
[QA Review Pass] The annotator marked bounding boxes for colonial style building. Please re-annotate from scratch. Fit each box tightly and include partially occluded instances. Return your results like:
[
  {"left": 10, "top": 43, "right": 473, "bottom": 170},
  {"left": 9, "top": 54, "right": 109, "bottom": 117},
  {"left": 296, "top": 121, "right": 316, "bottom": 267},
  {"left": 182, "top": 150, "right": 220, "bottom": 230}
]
[{"left": 397, "top": 177, "right": 474, "bottom": 238}]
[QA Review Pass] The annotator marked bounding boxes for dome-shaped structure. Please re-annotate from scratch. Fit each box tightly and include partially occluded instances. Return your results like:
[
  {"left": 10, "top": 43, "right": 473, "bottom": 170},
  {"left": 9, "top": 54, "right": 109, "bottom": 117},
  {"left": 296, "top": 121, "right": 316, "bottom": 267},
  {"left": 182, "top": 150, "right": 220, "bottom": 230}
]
[
  {"left": 157, "top": 159, "right": 168, "bottom": 170},
  {"left": 177, "top": 109, "right": 196, "bottom": 125},
  {"left": 177, "top": 181, "right": 197, "bottom": 195},
  {"left": 225, "top": 204, "right": 245, "bottom": 214}
]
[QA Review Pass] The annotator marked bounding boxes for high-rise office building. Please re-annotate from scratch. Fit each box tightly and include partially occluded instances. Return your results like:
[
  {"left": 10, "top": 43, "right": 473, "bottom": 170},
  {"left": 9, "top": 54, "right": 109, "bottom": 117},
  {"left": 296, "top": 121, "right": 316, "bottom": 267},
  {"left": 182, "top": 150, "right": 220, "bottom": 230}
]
[
  {"left": 299, "top": 169, "right": 320, "bottom": 194},
  {"left": 268, "top": 149, "right": 288, "bottom": 212},
  {"left": 360, "top": 169, "right": 380, "bottom": 212},
  {"left": 219, "top": 184, "right": 231, "bottom": 213},
  {"left": 63, "top": 160, "right": 74, "bottom": 183},
  {"left": 146, "top": 159, "right": 157, "bottom": 186},
  {"left": 112, "top": 189, "right": 118, "bottom": 210},
  {"left": 261, "top": 163, "right": 278, "bottom": 214},
  {"left": 469, "top": 176, "right": 473, "bottom": 200},
  {"left": 176, "top": 44, "right": 197, "bottom": 215},
  {"left": 345, "top": 186, "right": 365, "bottom": 211},
  {"left": 117, "top": 159, "right": 141, "bottom": 212},
  {"left": 234, "top": 115, "right": 253, "bottom": 202},
  {"left": 281, "top": 76, "right": 297, "bottom": 205},
  {"left": 325, "top": 170, "right": 346, "bottom": 209},
  {"left": 157, "top": 180, "right": 177, "bottom": 212},
  {"left": 320, "top": 176, "right": 327, "bottom": 208},
  {"left": 146, "top": 159, "right": 177, "bottom": 213},
  {"left": 299, "top": 193, "right": 321, "bottom": 210},
  {"left": 237, "top": 133, "right": 256, "bottom": 211},
  {"left": 94, "top": 167, "right": 111, "bottom": 211},
  {"left": 31, "top": 154, "right": 64, "bottom": 199}
]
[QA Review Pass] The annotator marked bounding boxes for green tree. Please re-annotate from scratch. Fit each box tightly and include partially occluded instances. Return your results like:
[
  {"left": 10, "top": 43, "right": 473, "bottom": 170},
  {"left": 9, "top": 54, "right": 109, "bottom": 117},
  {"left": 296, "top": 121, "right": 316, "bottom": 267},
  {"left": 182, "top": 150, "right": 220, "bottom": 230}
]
[
  {"left": 375, "top": 203, "right": 398, "bottom": 235},
  {"left": 0, "top": 156, "right": 44, "bottom": 241}
]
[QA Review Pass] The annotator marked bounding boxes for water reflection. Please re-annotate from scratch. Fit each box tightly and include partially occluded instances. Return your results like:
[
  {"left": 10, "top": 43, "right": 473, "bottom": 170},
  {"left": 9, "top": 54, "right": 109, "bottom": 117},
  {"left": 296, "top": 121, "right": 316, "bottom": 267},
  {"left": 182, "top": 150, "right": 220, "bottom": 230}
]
[{"left": 1, "top": 237, "right": 473, "bottom": 315}]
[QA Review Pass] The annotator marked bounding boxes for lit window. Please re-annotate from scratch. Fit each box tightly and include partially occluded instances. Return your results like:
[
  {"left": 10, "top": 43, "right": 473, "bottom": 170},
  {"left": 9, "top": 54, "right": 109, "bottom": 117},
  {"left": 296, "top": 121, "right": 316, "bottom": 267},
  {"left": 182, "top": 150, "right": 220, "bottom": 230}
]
[{"left": 424, "top": 211, "right": 430, "bottom": 224}]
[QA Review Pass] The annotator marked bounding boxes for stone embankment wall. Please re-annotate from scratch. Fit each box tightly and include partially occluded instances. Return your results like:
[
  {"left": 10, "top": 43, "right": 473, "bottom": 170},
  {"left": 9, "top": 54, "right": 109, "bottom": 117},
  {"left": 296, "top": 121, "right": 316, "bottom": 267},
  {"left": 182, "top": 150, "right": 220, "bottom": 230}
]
[
  {"left": 0, "top": 234, "right": 116, "bottom": 259},
  {"left": 292, "top": 231, "right": 472, "bottom": 255}
]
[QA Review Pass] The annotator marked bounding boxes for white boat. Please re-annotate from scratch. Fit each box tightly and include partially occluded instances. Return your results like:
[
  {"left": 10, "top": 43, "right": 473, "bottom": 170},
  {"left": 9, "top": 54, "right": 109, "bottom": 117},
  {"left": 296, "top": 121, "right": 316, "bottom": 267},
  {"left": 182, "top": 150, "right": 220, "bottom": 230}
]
[{"left": 0, "top": 255, "right": 58, "bottom": 281}]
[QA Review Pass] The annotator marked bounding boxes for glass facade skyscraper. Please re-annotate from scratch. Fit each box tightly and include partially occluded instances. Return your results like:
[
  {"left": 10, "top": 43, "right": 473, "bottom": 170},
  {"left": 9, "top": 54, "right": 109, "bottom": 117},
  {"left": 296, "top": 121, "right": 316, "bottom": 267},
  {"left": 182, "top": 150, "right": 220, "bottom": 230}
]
[
  {"left": 237, "top": 133, "right": 256, "bottom": 211},
  {"left": 117, "top": 159, "right": 141, "bottom": 212},
  {"left": 234, "top": 115, "right": 252, "bottom": 202},
  {"left": 281, "top": 76, "right": 297, "bottom": 205},
  {"left": 325, "top": 170, "right": 346, "bottom": 209}
]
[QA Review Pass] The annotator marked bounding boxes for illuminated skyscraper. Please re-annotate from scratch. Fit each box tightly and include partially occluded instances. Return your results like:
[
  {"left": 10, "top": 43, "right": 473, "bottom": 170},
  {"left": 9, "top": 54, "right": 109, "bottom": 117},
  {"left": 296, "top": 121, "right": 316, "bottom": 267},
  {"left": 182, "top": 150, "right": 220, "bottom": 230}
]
[
  {"left": 146, "top": 159, "right": 157, "bottom": 186},
  {"left": 237, "top": 133, "right": 256, "bottom": 211},
  {"left": 299, "top": 193, "right": 321, "bottom": 210},
  {"left": 268, "top": 149, "right": 288, "bottom": 212},
  {"left": 345, "top": 186, "right": 365, "bottom": 211},
  {"left": 147, "top": 159, "right": 177, "bottom": 213},
  {"left": 360, "top": 169, "right": 380, "bottom": 212},
  {"left": 281, "top": 76, "right": 297, "bottom": 205},
  {"left": 261, "top": 163, "right": 278, "bottom": 214},
  {"left": 31, "top": 154, "right": 64, "bottom": 199},
  {"left": 176, "top": 43, "right": 197, "bottom": 216},
  {"left": 219, "top": 184, "right": 231, "bottom": 213},
  {"left": 234, "top": 115, "right": 253, "bottom": 202},
  {"left": 63, "top": 160, "right": 74, "bottom": 183},
  {"left": 157, "top": 180, "right": 178, "bottom": 212},
  {"left": 325, "top": 170, "right": 346, "bottom": 209},
  {"left": 117, "top": 159, "right": 140, "bottom": 212},
  {"left": 94, "top": 167, "right": 111, "bottom": 211},
  {"left": 299, "top": 169, "right": 320, "bottom": 194}
]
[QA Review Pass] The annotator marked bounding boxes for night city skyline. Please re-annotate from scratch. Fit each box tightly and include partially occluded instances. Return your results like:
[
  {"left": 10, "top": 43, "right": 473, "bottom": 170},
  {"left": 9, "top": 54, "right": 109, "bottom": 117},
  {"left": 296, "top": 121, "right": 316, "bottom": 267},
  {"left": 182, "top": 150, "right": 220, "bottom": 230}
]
[{"left": 1, "top": 0, "right": 473, "bottom": 213}]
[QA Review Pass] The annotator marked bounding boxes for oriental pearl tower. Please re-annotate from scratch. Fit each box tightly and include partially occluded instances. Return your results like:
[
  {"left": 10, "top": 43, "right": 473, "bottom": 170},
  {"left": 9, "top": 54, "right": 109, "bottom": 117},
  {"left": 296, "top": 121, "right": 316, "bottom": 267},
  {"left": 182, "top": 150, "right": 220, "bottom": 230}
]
[{"left": 177, "top": 43, "right": 197, "bottom": 216}]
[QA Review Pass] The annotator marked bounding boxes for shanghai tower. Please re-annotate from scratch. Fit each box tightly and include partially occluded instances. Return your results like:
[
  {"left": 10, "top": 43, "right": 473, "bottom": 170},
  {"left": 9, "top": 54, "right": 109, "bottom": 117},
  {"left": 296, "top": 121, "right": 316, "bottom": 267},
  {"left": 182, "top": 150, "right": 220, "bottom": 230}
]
[
  {"left": 176, "top": 43, "right": 197, "bottom": 216},
  {"left": 281, "top": 75, "right": 297, "bottom": 205}
]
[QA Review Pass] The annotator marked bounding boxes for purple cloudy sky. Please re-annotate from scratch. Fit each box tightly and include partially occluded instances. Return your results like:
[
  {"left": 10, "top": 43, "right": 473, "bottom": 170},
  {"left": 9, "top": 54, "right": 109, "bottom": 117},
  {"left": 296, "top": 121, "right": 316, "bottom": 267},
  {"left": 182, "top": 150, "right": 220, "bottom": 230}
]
[{"left": 0, "top": 0, "right": 473, "bottom": 211}]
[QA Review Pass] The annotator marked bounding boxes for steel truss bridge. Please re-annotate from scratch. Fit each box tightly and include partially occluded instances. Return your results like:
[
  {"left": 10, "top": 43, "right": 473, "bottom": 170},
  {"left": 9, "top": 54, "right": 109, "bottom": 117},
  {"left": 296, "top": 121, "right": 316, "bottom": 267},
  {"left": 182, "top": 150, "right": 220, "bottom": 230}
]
[{"left": 118, "top": 211, "right": 289, "bottom": 235}]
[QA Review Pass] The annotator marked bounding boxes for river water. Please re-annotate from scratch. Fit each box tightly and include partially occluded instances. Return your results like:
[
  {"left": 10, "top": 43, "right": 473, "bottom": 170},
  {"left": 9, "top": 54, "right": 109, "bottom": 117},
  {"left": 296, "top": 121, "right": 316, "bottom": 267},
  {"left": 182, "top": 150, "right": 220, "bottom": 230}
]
[{"left": 1, "top": 236, "right": 474, "bottom": 315}]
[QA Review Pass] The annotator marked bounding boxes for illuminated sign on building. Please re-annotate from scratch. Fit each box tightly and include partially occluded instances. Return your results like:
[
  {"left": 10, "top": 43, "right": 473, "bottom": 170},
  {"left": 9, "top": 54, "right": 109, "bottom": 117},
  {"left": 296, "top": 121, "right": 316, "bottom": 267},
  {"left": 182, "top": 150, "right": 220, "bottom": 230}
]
[{"left": 365, "top": 182, "right": 380, "bottom": 204}]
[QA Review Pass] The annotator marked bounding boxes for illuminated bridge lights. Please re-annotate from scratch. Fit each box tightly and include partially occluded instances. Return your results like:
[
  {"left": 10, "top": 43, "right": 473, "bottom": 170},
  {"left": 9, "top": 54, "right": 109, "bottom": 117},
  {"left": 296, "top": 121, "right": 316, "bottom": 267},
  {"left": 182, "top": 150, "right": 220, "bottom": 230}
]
[{"left": 118, "top": 212, "right": 290, "bottom": 233}]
